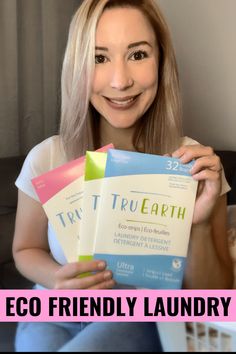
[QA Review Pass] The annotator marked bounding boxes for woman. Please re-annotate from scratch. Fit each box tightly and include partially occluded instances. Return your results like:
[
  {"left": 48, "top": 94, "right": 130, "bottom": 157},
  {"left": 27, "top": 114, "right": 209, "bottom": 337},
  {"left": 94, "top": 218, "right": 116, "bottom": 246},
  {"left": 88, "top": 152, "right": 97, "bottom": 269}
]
[{"left": 13, "top": 0, "right": 233, "bottom": 351}]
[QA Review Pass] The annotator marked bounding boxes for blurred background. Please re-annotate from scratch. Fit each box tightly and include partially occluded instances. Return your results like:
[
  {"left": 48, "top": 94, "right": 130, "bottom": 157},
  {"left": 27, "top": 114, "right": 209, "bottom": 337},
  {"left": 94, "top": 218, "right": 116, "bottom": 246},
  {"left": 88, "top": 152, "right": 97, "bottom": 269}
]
[
  {"left": 158, "top": 0, "right": 236, "bottom": 151},
  {"left": 0, "top": 0, "right": 82, "bottom": 158}
]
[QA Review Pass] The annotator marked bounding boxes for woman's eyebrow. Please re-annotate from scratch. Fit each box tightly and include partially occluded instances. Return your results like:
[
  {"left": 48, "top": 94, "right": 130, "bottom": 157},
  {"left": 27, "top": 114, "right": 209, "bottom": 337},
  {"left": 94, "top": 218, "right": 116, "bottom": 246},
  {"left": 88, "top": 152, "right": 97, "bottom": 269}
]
[
  {"left": 95, "top": 46, "right": 108, "bottom": 51},
  {"left": 95, "top": 41, "right": 152, "bottom": 52},
  {"left": 127, "top": 41, "right": 152, "bottom": 49}
]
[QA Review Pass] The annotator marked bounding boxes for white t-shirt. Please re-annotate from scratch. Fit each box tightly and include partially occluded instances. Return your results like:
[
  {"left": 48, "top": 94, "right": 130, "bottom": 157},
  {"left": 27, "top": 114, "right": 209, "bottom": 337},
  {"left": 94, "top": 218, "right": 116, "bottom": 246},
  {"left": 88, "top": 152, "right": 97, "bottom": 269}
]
[
  {"left": 15, "top": 135, "right": 68, "bottom": 265},
  {"left": 15, "top": 135, "right": 231, "bottom": 265}
]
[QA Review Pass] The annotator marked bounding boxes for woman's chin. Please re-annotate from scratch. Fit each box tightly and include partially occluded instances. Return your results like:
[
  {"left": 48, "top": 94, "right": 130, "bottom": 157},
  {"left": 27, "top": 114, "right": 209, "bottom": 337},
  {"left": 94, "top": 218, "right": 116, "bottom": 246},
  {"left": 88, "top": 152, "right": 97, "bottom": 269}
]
[{"left": 105, "top": 117, "right": 140, "bottom": 130}]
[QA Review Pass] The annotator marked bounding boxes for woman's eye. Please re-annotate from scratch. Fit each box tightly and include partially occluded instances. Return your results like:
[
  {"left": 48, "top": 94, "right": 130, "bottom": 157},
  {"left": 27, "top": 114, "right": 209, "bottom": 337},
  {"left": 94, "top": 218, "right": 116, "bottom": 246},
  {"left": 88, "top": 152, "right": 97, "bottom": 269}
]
[
  {"left": 95, "top": 55, "right": 107, "bottom": 64},
  {"left": 130, "top": 50, "right": 148, "bottom": 61}
]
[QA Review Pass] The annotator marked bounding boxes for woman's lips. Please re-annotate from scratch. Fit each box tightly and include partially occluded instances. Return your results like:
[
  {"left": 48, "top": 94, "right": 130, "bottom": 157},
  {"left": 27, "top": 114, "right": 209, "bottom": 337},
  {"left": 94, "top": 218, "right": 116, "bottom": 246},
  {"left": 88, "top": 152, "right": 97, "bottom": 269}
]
[{"left": 104, "top": 94, "right": 140, "bottom": 110}]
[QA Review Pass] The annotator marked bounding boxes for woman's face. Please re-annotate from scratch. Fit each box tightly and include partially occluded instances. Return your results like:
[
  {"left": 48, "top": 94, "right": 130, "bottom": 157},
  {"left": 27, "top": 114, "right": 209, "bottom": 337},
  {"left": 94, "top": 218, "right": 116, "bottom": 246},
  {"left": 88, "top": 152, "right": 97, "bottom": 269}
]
[{"left": 90, "top": 7, "right": 159, "bottom": 129}]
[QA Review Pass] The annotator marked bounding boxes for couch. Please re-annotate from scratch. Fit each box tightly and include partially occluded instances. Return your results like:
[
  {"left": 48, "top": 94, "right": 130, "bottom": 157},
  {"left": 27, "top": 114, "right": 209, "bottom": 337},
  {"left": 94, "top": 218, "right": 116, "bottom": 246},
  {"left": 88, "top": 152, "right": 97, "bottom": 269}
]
[
  {"left": 0, "top": 151, "right": 235, "bottom": 352},
  {"left": 0, "top": 156, "right": 33, "bottom": 352}
]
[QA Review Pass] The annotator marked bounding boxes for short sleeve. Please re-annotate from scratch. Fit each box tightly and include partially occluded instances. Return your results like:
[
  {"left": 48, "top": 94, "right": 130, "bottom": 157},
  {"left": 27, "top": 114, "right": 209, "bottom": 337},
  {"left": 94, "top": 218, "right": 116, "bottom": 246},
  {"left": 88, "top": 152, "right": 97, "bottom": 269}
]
[
  {"left": 221, "top": 169, "right": 231, "bottom": 196},
  {"left": 180, "top": 136, "right": 231, "bottom": 197},
  {"left": 15, "top": 135, "right": 66, "bottom": 201},
  {"left": 15, "top": 146, "right": 42, "bottom": 201}
]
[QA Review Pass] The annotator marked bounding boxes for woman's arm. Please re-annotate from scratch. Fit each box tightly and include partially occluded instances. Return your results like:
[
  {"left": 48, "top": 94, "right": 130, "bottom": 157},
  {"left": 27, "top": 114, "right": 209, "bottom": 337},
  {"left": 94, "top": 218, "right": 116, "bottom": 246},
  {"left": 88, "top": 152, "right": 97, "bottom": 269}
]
[
  {"left": 183, "top": 194, "right": 233, "bottom": 289},
  {"left": 12, "top": 190, "right": 115, "bottom": 289},
  {"left": 172, "top": 145, "right": 234, "bottom": 289}
]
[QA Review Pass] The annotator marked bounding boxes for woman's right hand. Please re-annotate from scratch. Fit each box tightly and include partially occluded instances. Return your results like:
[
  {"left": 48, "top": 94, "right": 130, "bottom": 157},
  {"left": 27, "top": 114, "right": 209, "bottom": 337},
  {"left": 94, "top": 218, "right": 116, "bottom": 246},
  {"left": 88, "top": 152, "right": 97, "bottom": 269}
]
[{"left": 54, "top": 260, "right": 115, "bottom": 289}]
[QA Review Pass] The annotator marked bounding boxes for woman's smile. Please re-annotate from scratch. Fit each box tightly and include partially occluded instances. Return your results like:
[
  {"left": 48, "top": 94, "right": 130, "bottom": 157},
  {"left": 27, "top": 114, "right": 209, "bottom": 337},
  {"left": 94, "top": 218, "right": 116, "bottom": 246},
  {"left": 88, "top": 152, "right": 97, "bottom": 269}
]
[{"left": 103, "top": 94, "right": 141, "bottom": 110}]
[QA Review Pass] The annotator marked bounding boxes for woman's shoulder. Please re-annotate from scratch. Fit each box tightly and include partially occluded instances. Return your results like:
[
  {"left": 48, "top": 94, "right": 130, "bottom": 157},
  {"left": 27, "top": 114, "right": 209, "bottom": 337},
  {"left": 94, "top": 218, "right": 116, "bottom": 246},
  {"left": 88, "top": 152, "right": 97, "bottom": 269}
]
[
  {"left": 180, "top": 136, "right": 200, "bottom": 146},
  {"left": 15, "top": 135, "right": 67, "bottom": 201},
  {"left": 26, "top": 135, "right": 67, "bottom": 174},
  {"left": 28, "top": 135, "right": 62, "bottom": 158},
  {"left": 180, "top": 136, "right": 230, "bottom": 196}
]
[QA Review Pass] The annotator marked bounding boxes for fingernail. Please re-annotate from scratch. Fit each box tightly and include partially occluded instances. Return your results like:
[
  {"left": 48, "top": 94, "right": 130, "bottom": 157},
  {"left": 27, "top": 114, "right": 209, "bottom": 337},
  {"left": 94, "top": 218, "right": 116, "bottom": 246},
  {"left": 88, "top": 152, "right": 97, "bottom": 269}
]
[
  {"left": 172, "top": 151, "right": 179, "bottom": 158},
  {"left": 180, "top": 156, "right": 187, "bottom": 163},
  {"left": 104, "top": 271, "right": 112, "bottom": 280},
  {"left": 98, "top": 261, "right": 106, "bottom": 270}
]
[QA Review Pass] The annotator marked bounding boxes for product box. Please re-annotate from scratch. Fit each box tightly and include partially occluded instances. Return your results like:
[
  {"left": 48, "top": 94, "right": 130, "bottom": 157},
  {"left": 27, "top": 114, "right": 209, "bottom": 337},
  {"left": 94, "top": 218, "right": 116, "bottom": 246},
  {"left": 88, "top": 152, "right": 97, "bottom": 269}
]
[
  {"left": 31, "top": 144, "right": 113, "bottom": 262},
  {"left": 78, "top": 151, "right": 108, "bottom": 262},
  {"left": 94, "top": 149, "right": 198, "bottom": 289}
]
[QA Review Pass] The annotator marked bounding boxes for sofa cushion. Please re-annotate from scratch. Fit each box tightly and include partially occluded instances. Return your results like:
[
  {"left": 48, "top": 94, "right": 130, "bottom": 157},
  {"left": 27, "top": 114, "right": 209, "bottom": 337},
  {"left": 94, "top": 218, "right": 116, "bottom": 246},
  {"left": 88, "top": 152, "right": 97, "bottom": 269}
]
[
  {"left": 216, "top": 151, "right": 236, "bottom": 205},
  {"left": 227, "top": 205, "right": 236, "bottom": 288},
  {"left": 229, "top": 172, "right": 236, "bottom": 205},
  {"left": 0, "top": 155, "right": 33, "bottom": 290},
  {"left": 217, "top": 151, "right": 236, "bottom": 182},
  {"left": 0, "top": 210, "right": 17, "bottom": 264},
  {"left": 0, "top": 156, "right": 25, "bottom": 207},
  {"left": 0, "top": 157, "right": 25, "bottom": 266},
  {"left": 0, "top": 322, "right": 17, "bottom": 352},
  {"left": 0, "top": 262, "right": 33, "bottom": 289}
]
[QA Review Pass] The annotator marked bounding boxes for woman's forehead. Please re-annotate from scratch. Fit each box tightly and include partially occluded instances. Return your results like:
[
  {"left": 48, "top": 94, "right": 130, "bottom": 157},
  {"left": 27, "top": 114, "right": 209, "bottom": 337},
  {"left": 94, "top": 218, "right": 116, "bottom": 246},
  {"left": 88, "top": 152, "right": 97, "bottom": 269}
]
[{"left": 95, "top": 7, "right": 156, "bottom": 47}]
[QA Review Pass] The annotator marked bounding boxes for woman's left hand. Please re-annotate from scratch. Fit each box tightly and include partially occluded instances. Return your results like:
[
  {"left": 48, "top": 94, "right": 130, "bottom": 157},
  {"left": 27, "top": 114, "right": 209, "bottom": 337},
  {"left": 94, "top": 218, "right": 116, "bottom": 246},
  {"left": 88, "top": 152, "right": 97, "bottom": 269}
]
[{"left": 172, "top": 144, "right": 222, "bottom": 225}]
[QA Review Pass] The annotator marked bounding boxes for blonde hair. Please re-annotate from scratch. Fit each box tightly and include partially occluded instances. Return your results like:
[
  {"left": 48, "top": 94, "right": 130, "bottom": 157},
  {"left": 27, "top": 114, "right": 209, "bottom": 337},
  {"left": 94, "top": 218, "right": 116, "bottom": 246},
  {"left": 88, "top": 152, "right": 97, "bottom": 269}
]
[{"left": 60, "top": 0, "right": 183, "bottom": 160}]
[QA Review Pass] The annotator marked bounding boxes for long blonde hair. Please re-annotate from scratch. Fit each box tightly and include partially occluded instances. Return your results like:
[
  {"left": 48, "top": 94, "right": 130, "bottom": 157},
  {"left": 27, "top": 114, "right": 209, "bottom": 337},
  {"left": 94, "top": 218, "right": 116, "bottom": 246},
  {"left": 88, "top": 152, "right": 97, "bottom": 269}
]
[{"left": 60, "top": 0, "right": 183, "bottom": 160}]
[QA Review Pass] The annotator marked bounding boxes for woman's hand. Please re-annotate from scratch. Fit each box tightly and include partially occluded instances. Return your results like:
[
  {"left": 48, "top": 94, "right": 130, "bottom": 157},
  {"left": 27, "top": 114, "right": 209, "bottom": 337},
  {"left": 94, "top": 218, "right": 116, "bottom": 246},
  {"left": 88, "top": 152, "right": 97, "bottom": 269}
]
[
  {"left": 172, "top": 144, "right": 222, "bottom": 225},
  {"left": 54, "top": 260, "right": 116, "bottom": 290}
]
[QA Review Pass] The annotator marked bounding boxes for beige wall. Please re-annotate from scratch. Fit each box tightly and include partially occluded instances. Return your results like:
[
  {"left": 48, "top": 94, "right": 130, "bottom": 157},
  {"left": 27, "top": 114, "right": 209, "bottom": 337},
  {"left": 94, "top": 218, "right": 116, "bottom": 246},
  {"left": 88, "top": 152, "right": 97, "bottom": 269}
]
[{"left": 157, "top": 0, "right": 236, "bottom": 150}]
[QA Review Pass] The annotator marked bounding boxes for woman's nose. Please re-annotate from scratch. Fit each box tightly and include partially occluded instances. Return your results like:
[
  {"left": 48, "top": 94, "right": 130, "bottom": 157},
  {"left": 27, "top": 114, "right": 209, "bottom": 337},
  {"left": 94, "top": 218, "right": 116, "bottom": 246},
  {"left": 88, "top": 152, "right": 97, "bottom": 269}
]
[{"left": 110, "top": 61, "right": 134, "bottom": 90}]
